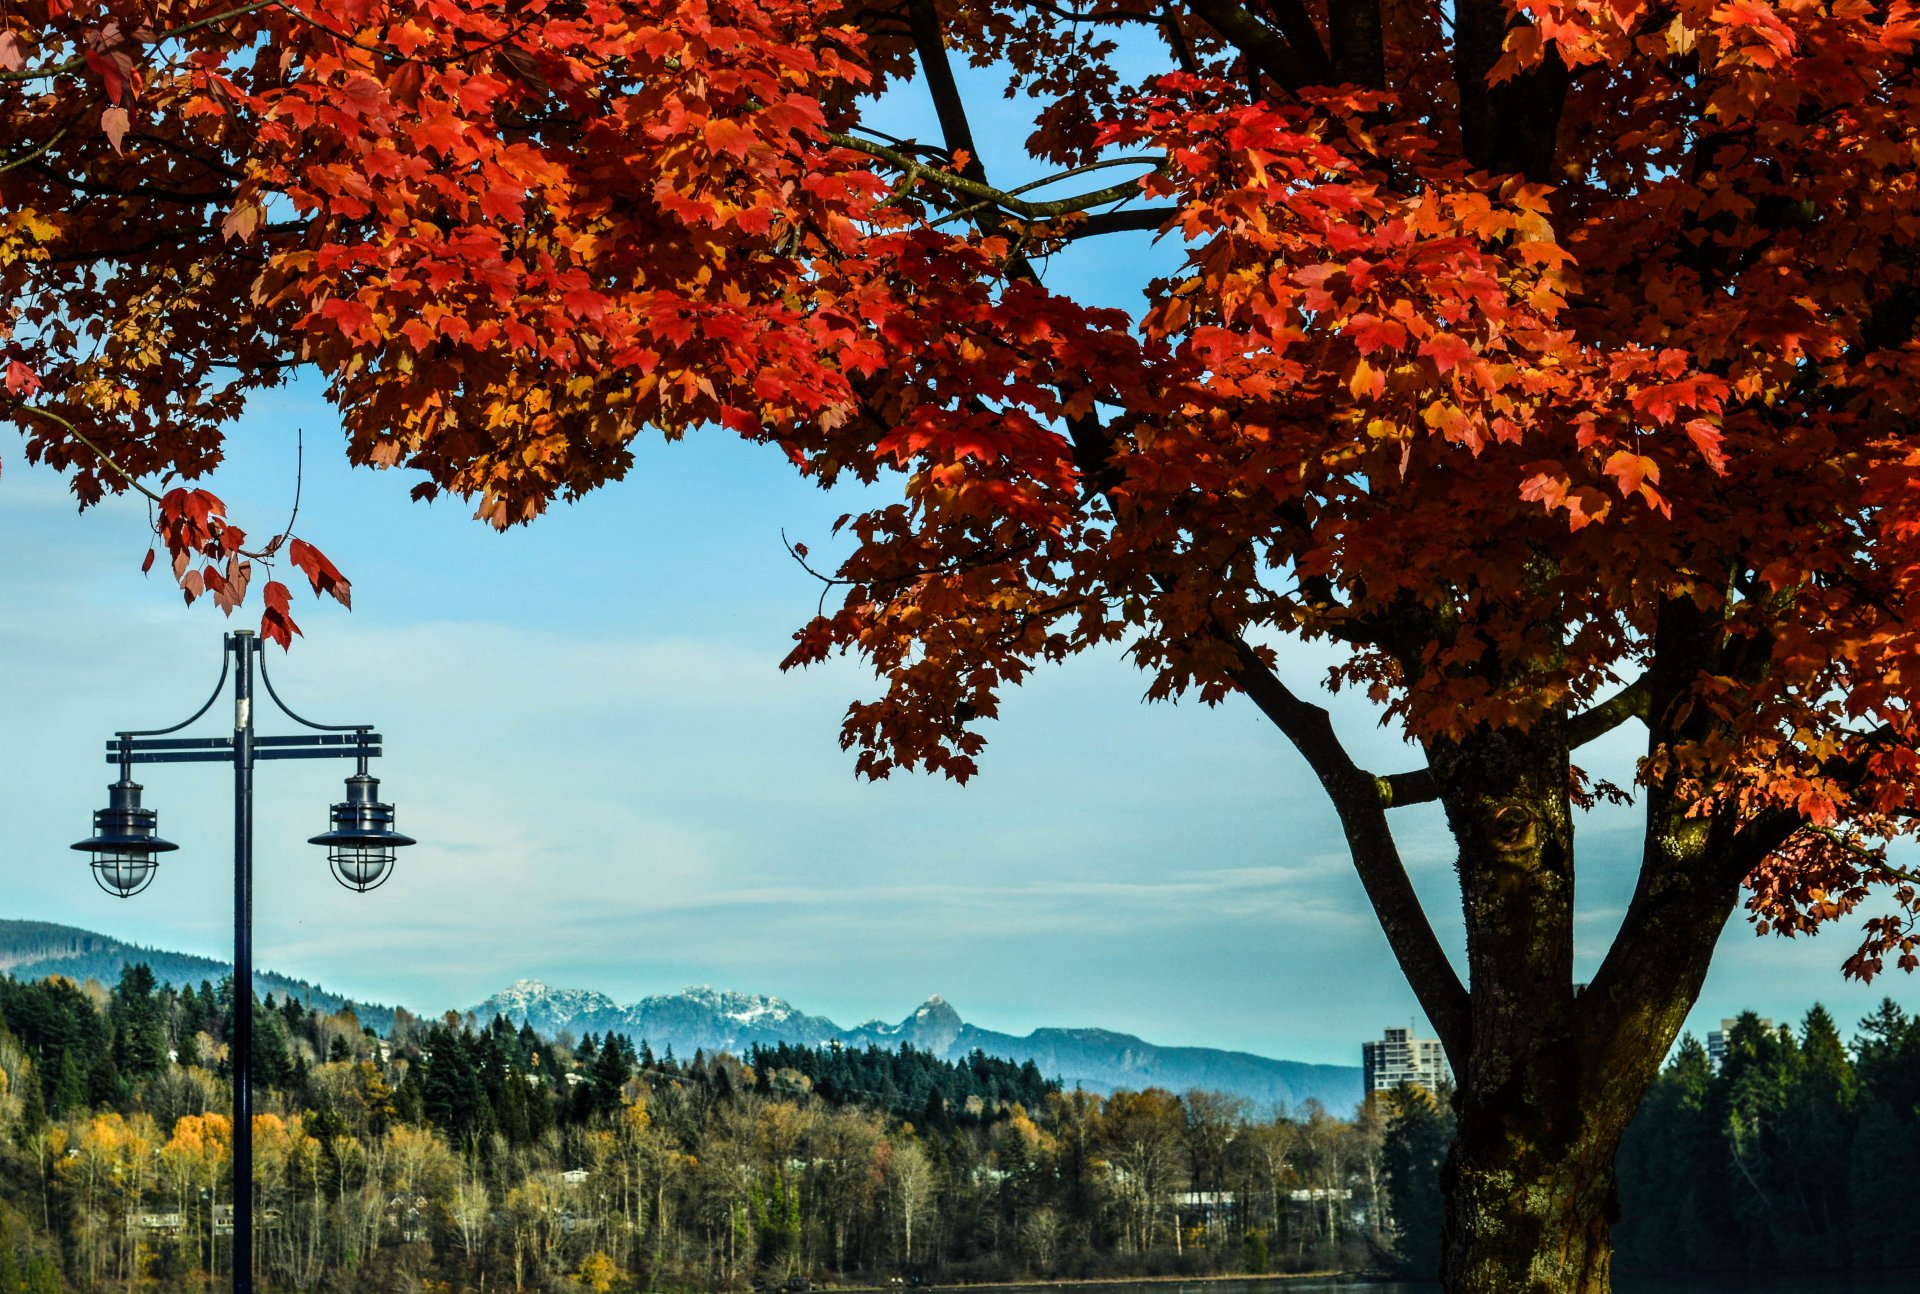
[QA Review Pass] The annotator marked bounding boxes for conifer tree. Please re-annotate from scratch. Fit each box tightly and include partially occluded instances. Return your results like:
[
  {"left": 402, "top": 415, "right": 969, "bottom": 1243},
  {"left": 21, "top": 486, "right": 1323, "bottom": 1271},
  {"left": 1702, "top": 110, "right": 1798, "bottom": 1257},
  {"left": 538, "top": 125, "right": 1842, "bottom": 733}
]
[{"left": 1381, "top": 1086, "right": 1451, "bottom": 1279}]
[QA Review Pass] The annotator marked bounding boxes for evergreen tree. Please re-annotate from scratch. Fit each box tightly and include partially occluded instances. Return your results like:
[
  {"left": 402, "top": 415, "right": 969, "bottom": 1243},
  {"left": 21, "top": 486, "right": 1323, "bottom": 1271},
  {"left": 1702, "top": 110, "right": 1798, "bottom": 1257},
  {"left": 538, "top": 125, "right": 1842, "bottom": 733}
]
[
  {"left": 1846, "top": 1098, "right": 1914, "bottom": 1269},
  {"left": 1779, "top": 1005, "right": 1857, "bottom": 1260},
  {"left": 1854, "top": 999, "right": 1920, "bottom": 1117},
  {"left": 16, "top": 1058, "right": 47, "bottom": 1132},
  {"left": 1381, "top": 1085, "right": 1451, "bottom": 1278},
  {"left": 592, "top": 1034, "right": 633, "bottom": 1117},
  {"left": 87, "top": 1049, "right": 123, "bottom": 1108},
  {"left": 51, "top": 1051, "right": 86, "bottom": 1118},
  {"left": 250, "top": 996, "right": 294, "bottom": 1088},
  {"left": 109, "top": 964, "right": 168, "bottom": 1080},
  {"left": 1616, "top": 1035, "right": 1724, "bottom": 1271}
]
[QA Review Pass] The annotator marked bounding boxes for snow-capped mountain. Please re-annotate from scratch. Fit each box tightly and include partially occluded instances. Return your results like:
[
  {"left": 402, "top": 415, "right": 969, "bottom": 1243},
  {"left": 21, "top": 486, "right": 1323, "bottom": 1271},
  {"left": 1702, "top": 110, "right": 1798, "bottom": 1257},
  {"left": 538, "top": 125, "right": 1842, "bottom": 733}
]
[
  {"left": 474, "top": 982, "right": 1363, "bottom": 1113},
  {"left": 483, "top": 979, "right": 619, "bottom": 1034},
  {"left": 850, "top": 994, "right": 964, "bottom": 1054},
  {"left": 472, "top": 981, "right": 845, "bottom": 1056}
]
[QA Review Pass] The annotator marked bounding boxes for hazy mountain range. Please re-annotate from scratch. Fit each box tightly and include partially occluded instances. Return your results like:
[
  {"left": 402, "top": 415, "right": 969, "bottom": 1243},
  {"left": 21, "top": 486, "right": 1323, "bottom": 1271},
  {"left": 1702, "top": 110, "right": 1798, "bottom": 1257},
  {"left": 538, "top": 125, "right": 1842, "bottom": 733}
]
[
  {"left": 475, "top": 980, "right": 1364, "bottom": 1113},
  {"left": 0, "top": 918, "right": 1363, "bottom": 1112}
]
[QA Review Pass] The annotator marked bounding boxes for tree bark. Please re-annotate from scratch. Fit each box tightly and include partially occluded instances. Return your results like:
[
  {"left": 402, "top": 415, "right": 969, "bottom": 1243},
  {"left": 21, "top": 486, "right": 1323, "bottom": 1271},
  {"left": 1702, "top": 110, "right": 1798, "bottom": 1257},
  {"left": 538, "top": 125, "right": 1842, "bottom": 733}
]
[
  {"left": 1442, "top": 1089, "right": 1622, "bottom": 1294},
  {"left": 1431, "top": 721, "right": 1620, "bottom": 1293}
]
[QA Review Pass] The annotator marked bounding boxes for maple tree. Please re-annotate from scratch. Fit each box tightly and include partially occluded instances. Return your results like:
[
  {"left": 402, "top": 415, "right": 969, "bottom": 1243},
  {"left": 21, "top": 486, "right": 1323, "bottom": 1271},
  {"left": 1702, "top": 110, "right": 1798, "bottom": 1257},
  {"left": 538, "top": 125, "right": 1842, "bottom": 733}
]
[{"left": 7, "top": 0, "right": 1920, "bottom": 1289}]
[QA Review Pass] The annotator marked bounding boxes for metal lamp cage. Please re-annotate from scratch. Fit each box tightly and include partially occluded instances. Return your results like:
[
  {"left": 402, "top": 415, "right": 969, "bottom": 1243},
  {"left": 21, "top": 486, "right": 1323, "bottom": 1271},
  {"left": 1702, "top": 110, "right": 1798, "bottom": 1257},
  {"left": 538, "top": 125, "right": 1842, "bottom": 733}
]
[
  {"left": 309, "top": 773, "right": 415, "bottom": 892},
  {"left": 72, "top": 778, "right": 178, "bottom": 897}
]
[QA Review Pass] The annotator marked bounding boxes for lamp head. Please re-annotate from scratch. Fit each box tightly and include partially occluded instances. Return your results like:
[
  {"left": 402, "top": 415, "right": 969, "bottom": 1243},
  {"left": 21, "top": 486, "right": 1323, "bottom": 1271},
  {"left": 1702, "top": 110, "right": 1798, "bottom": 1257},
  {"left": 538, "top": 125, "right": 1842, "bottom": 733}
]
[
  {"left": 71, "top": 779, "right": 177, "bottom": 898},
  {"left": 310, "top": 773, "right": 414, "bottom": 892}
]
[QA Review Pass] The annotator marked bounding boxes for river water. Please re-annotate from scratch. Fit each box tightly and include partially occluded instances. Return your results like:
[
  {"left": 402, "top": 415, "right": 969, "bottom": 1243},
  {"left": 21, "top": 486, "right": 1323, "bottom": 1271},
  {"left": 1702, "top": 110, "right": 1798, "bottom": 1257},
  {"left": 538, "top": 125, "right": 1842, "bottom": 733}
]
[{"left": 977, "top": 1276, "right": 1918, "bottom": 1294}]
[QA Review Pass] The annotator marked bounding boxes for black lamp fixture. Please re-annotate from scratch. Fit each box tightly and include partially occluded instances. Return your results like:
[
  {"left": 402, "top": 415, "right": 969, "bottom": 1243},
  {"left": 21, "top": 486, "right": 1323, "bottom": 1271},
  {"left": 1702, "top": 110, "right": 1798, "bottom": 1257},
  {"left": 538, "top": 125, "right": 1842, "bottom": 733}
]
[
  {"left": 72, "top": 631, "right": 419, "bottom": 1294},
  {"left": 72, "top": 775, "right": 178, "bottom": 897},
  {"left": 310, "top": 772, "right": 415, "bottom": 892}
]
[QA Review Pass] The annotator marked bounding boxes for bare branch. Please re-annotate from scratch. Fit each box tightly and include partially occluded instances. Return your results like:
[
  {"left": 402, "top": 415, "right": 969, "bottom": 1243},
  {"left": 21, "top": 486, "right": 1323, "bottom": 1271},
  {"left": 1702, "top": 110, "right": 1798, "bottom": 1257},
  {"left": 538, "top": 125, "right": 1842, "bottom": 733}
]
[
  {"left": 11, "top": 404, "right": 165, "bottom": 504},
  {"left": 1567, "top": 678, "right": 1650, "bottom": 749},
  {"left": 1327, "top": 0, "right": 1385, "bottom": 89},
  {"left": 825, "top": 132, "right": 1161, "bottom": 223},
  {"left": 1377, "top": 768, "right": 1439, "bottom": 808},
  {"left": 1052, "top": 206, "right": 1179, "bottom": 240},
  {"left": 1183, "top": 0, "right": 1329, "bottom": 90},
  {"left": 9, "top": 403, "right": 307, "bottom": 563},
  {"left": 1808, "top": 826, "right": 1920, "bottom": 886},
  {"left": 1225, "top": 633, "right": 1470, "bottom": 1060},
  {"left": 0, "top": 125, "right": 70, "bottom": 175}
]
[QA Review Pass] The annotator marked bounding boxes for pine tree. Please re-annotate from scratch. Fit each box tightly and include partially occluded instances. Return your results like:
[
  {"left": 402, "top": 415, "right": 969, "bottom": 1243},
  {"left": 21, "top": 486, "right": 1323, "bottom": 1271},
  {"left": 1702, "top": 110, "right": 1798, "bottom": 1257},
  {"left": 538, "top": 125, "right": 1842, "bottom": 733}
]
[
  {"left": 1381, "top": 1085, "right": 1451, "bottom": 1279},
  {"left": 109, "top": 964, "right": 168, "bottom": 1081},
  {"left": 592, "top": 1036, "right": 632, "bottom": 1118},
  {"left": 17, "top": 1059, "right": 47, "bottom": 1132},
  {"left": 1846, "top": 1098, "right": 1914, "bottom": 1269},
  {"left": 1780, "top": 1006, "right": 1857, "bottom": 1260}
]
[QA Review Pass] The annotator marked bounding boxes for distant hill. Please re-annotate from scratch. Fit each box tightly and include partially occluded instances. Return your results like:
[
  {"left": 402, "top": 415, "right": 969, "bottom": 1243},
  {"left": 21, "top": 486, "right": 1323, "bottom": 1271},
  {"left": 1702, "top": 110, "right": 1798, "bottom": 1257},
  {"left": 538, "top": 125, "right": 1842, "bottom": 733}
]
[
  {"left": 0, "top": 919, "right": 397, "bottom": 1033},
  {"left": 476, "top": 982, "right": 1364, "bottom": 1114}
]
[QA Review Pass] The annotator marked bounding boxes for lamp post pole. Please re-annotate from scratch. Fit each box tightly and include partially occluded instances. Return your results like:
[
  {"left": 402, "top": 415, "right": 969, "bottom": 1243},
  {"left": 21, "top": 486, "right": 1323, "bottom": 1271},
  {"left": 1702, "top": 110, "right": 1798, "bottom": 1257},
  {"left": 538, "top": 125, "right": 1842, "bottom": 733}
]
[
  {"left": 75, "top": 630, "right": 415, "bottom": 1293},
  {"left": 231, "top": 632, "right": 256, "bottom": 1289}
]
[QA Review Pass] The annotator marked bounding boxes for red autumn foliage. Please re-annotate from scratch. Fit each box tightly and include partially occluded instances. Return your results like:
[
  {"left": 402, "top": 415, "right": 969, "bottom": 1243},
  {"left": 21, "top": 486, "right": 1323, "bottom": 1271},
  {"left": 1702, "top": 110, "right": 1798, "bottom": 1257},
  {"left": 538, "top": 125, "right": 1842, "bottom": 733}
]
[{"left": 8, "top": 4, "right": 1920, "bottom": 1280}]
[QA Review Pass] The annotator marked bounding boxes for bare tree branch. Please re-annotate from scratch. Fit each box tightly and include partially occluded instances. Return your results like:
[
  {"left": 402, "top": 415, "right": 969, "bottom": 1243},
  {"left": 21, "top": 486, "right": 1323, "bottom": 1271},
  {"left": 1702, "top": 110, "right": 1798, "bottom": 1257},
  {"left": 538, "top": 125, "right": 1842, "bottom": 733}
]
[
  {"left": 1183, "top": 0, "right": 1329, "bottom": 90},
  {"left": 1567, "top": 678, "right": 1650, "bottom": 749},
  {"left": 1327, "top": 0, "right": 1385, "bottom": 89},
  {"left": 1377, "top": 768, "right": 1439, "bottom": 808},
  {"left": 1225, "top": 633, "right": 1471, "bottom": 1061}
]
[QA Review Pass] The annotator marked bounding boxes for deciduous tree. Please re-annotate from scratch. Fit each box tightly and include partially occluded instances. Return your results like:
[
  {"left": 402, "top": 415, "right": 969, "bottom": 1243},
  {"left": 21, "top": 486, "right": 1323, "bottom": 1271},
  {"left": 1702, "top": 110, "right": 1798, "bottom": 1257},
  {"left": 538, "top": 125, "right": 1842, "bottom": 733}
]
[{"left": 9, "top": 2, "right": 1920, "bottom": 1289}]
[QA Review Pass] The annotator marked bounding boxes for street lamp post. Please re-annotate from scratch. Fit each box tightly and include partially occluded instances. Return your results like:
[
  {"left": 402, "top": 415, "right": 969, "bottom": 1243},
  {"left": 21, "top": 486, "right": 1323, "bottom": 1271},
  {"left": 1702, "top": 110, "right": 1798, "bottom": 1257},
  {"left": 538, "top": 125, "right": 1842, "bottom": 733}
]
[{"left": 72, "top": 630, "right": 415, "bottom": 1293}]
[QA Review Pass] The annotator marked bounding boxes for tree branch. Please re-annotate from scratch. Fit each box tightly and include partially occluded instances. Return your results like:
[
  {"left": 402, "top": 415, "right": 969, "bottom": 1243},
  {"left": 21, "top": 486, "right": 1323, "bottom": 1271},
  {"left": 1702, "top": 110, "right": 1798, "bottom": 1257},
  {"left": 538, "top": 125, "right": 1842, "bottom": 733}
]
[
  {"left": 0, "top": 125, "right": 70, "bottom": 174},
  {"left": 1577, "top": 598, "right": 1749, "bottom": 1105},
  {"left": 1017, "top": 1, "right": 1163, "bottom": 24},
  {"left": 1053, "top": 207, "right": 1179, "bottom": 240},
  {"left": 1326, "top": 0, "right": 1385, "bottom": 89},
  {"left": 1376, "top": 768, "right": 1439, "bottom": 808},
  {"left": 1566, "top": 678, "right": 1650, "bottom": 749},
  {"left": 1451, "top": 0, "right": 1568, "bottom": 180},
  {"left": 1225, "top": 633, "right": 1471, "bottom": 1061},
  {"left": 907, "top": 0, "right": 996, "bottom": 196},
  {"left": 0, "top": 2, "right": 276, "bottom": 83},
  {"left": 10, "top": 404, "right": 165, "bottom": 504},
  {"left": 1183, "top": 0, "right": 1330, "bottom": 90},
  {"left": 823, "top": 133, "right": 1160, "bottom": 223},
  {"left": 1259, "top": 0, "right": 1335, "bottom": 78},
  {"left": 26, "top": 162, "right": 235, "bottom": 206}
]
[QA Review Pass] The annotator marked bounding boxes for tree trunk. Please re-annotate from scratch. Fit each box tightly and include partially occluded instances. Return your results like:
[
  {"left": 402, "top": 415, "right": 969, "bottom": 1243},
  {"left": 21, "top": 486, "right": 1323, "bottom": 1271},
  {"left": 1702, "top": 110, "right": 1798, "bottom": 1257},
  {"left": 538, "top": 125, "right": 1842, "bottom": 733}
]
[
  {"left": 1434, "top": 721, "right": 1617, "bottom": 1294},
  {"left": 1426, "top": 706, "right": 1737, "bottom": 1294},
  {"left": 1443, "top": 1067, "right": 1630, "bottom": 1294}
]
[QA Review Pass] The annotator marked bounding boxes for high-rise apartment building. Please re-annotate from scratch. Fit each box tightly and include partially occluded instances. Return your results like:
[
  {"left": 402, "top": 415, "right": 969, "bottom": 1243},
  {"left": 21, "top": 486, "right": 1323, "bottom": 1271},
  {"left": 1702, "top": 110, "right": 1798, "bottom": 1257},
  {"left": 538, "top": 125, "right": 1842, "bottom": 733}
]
[
  {"left": 1707, "top": 1017, "right": 1774, "bottom": 1070},
  {"left": 1362, "top": 1026, "right": 1451, "bottom": 1094}
]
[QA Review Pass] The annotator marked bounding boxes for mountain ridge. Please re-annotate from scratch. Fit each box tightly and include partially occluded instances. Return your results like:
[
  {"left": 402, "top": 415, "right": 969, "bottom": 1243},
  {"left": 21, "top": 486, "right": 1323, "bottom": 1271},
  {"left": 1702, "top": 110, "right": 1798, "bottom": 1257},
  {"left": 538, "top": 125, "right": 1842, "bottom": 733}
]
[
  {"left": 0, "top": 920, "right": 1363, "bottom": 1113},
  {"left": 475, "top": 978, "right": 1363, "bottom": 1114}
]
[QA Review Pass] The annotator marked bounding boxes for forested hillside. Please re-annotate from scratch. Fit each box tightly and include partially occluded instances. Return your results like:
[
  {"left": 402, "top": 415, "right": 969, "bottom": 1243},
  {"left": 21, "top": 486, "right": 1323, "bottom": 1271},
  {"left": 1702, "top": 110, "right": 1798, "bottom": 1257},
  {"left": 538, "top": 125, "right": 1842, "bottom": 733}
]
[
  {"left": 0, "top": 968, "right": 1916, "bottom": 1292},
  {"left": 0, "top": 966, "right": 1412, "bottom": 1292}
]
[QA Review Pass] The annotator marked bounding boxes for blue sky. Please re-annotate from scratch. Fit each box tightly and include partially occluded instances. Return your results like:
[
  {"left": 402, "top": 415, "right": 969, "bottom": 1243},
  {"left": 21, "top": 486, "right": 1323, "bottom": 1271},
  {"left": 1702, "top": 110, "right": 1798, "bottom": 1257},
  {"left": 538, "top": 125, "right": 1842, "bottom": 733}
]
[{"left": 4, "top": 54, "right": 1917, "bottom": 1070}]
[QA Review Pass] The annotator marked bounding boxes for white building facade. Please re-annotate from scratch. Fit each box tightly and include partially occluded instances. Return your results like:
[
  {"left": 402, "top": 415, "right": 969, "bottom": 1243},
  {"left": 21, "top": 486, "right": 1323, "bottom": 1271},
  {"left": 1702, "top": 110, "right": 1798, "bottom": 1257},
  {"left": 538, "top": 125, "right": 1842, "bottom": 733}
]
[{"left": 1362, "top": 1026, "right": 1451, "bottom": 1094}]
